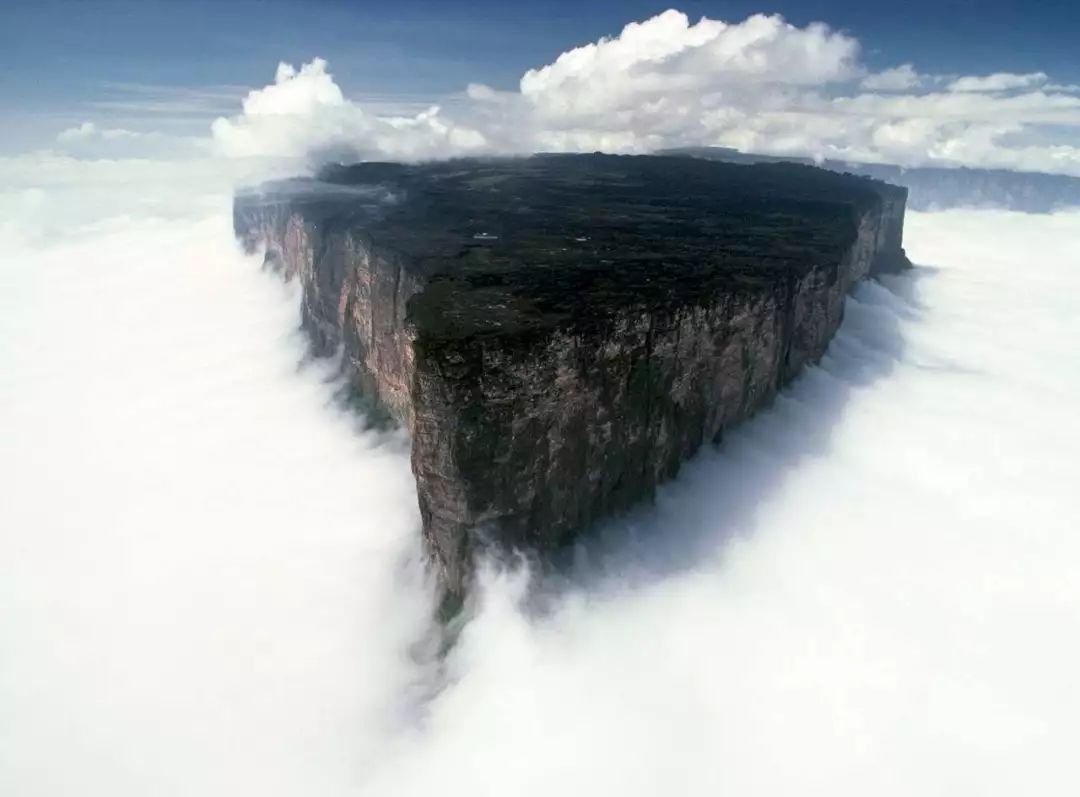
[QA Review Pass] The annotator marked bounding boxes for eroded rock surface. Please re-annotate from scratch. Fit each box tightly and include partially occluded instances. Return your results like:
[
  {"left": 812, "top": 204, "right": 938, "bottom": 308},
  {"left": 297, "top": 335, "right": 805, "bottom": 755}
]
[{"left": 234, "top": 153, "right": 910, "bottom": 601}]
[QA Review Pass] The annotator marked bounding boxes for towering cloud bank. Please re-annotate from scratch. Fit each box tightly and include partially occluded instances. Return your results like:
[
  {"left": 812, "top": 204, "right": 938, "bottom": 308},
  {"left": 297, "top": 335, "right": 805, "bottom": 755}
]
[
  {"left": 514, "top": 11, "right": 859, "bottom": 152},
  {"left": 207, "top": 10, "right": 1080, "bottom": 176},
  {"left": 211, "top": 59, "right": 488, "bottom": 162}
]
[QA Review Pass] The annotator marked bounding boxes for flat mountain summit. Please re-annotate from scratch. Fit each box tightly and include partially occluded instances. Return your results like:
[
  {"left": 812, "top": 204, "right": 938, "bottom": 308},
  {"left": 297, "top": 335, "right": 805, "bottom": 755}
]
[{"left": 235, "top": 154, "right": 910, "bottom": 605}]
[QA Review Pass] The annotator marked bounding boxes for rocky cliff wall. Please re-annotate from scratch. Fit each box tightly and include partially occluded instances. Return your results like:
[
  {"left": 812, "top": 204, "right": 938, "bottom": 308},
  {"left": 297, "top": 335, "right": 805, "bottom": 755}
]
[
  {"left": 409, "top": 205, "right": 904, "bottom": 592},
  {"left": 235, "top": 204, "right": 422, "bottom": 425}
]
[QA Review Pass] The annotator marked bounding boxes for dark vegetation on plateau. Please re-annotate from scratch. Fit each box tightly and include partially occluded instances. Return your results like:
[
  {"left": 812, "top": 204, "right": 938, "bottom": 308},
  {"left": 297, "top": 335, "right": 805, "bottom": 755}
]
[{"left": 276, "top": 154, "right": 900, "bottom": 343}]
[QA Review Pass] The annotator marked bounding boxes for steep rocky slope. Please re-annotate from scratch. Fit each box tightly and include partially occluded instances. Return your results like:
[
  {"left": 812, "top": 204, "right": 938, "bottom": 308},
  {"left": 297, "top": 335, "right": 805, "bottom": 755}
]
[{"left": 234, "top": 154, "right": 909, "bottom": 601}]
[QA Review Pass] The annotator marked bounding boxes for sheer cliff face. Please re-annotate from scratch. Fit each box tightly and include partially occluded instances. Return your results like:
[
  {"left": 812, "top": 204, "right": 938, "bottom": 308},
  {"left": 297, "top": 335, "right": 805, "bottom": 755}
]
[
  {"left": 236, "top": 205, "right": 422, "bottom": 425},
  {"left": 410, "top": 203, "right": 905, "bottom": 589},
  {"left": 234, "top": 155, "right": 909, "bottom": 600}
]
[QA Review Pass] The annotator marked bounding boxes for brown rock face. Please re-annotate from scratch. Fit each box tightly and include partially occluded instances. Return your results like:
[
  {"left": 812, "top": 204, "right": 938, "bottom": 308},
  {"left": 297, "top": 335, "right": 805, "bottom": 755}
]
[{"left": 234, "top": 154, "right": 909, "bottom": 602}]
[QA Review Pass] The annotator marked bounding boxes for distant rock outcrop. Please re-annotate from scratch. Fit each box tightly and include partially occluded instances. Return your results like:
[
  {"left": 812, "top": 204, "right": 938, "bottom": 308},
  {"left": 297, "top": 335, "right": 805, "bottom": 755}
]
[{"left": 234, "top": 154, "right": 910, "bottom": 604}]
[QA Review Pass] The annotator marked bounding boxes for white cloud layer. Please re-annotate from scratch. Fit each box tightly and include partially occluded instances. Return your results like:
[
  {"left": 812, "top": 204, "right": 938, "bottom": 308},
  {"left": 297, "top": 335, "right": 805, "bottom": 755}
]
[
  {"left": 948, "top": 71, "right": 1049, "bottom": 92},
  {"left": 0, "top": 195, "right": 437, "bottom": 796},
  {"left": 861, "top": 63, "right": 922, "bottom": 91},
  {"left": 2, "top": 149, "right": 1079, "bottom": 795},
  {"left": 53, "top": 121, "right": 206, "bottom": 160},
  {"left": 201, "top": 10, "right": 1080, "bottom": 176}
]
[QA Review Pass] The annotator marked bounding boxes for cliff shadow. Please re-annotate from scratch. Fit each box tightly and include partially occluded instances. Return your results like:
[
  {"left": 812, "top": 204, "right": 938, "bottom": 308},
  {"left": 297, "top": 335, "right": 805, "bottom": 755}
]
[{"left": 523, "top": 265, "right": 935, "bottom": 606}]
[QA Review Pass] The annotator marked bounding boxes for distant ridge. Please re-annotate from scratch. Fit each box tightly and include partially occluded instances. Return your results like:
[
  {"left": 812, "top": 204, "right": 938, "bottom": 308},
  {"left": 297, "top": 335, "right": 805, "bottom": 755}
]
[{"left": 665, "top": 147, "right": 1080, "bottom": 213}]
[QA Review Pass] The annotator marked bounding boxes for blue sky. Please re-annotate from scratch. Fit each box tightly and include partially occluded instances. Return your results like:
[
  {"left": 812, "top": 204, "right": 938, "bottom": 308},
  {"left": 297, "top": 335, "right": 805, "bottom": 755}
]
[
  {"left": 4, "top": 1, "right": 1078, "bottom": 105},
  {"left": 2, "top": 0, "right": 1078, "bottom": 166}
]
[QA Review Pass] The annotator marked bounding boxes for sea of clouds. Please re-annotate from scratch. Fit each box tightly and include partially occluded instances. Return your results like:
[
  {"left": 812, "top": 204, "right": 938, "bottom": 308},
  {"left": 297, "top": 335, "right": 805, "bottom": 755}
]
[
  {"left": 3, "top": 7, "right": 1080, "bottom": 796},
  {"left": 2, "top": 173, "right": 1078, "bottom": 797}
]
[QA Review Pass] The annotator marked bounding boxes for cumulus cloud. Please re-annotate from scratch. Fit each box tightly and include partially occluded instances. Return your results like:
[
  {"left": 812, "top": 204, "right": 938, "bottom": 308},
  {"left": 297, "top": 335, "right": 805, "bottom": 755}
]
[
  {"left": 3, "top": 161, "right": 1078, "bottom": 795},
  {"left": 948, "top": 71, "right": 1049, "bottom": 92},
  {"left": 861, "top": 63, "right": 922, "bottom": 91},
  {"left": 57, "top": 121, "right": 139, "bottom": 142},
  {"left": 211, "top": 58, "right": 487, "bottom": 163},
  {"left": 203, "top": 10, "right": 1080, "bottom": 177},
  {"left": 519, "top": 10, "right": 859, "bottom": 115}
]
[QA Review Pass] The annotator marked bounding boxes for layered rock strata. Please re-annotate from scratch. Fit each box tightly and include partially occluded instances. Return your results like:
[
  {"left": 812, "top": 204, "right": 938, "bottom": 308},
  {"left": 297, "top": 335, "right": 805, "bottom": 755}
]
[{"left": 234, "top": 154, "right": 909, "bottom": 600}]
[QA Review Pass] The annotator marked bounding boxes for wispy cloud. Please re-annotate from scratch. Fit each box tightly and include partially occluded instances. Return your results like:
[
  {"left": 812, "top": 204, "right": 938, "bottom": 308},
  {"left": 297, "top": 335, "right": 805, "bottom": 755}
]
[{"left": 83, "top": 81, "right": 248, "bottom": 118}]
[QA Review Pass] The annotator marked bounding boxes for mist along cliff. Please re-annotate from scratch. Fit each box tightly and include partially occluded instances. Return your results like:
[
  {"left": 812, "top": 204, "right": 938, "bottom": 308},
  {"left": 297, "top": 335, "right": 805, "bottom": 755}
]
[{"left": 234, "top": 153, "right": 910, "bottom": 602}]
